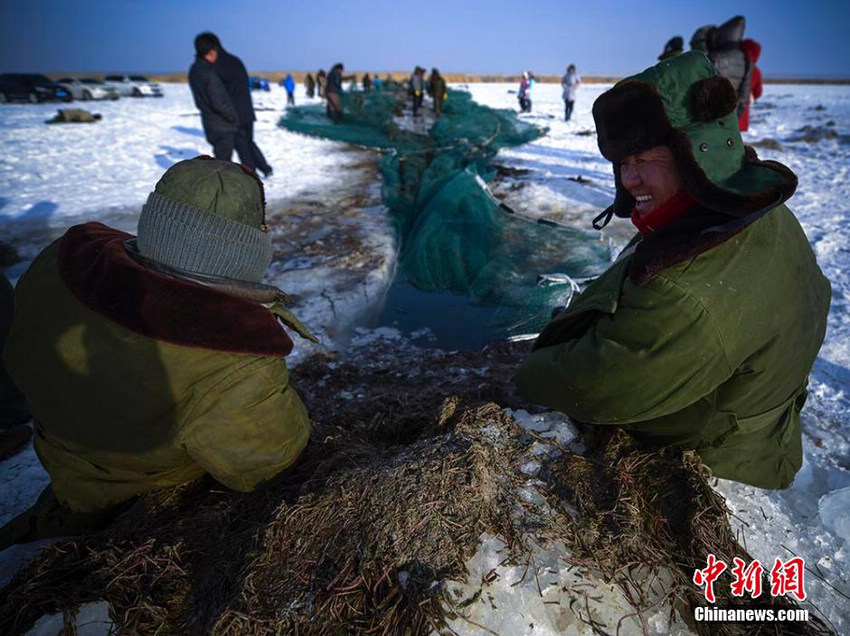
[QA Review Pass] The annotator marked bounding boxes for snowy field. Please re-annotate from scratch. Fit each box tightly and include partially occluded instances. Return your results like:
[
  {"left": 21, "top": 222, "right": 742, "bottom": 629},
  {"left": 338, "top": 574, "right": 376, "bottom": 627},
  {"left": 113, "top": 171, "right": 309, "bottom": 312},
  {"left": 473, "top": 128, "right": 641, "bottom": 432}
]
[{"left": 1, "top": 79, "right": 849, "bottom": 633}]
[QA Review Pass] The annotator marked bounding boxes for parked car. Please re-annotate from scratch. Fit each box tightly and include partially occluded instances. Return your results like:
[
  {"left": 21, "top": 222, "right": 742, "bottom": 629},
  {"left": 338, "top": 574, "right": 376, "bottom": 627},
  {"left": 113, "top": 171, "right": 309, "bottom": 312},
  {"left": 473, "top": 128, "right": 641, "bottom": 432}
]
[
  {"left": 0, "top": 74, "right": 72, "bottom": 104},
  {"left": 249, "top": 76, "right": 270, "bottom": 91},
  {"left": 55, "top": 77, "right": 119, "bottom": 101},
  {"left": 103, "top": 74, "right": 163, "bottom": 97}
]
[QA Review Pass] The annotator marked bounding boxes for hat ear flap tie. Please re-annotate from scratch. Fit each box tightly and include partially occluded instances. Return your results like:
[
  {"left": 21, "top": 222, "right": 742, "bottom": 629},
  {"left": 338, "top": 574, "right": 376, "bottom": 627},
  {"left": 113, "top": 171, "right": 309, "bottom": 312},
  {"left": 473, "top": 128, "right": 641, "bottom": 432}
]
[{"left": 593, "top": 205, "right": 615, "bottom": 230}]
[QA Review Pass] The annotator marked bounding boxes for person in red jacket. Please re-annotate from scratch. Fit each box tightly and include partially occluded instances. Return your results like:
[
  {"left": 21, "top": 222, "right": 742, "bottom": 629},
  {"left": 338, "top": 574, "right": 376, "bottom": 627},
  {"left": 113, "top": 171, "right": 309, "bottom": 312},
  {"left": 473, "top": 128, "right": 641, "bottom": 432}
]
[{"left": 739, "top": 38, "right": 763, "bottom": 132}]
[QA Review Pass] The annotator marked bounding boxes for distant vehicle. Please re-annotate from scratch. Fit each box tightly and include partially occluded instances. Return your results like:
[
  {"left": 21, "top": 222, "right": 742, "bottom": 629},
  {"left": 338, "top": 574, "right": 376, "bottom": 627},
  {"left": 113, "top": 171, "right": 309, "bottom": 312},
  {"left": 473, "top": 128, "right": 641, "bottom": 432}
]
[
  {"left": 0, "top": 74, "right": 72, "bottom": 104},
  {"left": 249, "top": 76, "right": 270, "bottom": 91},
  {"left": 103, "top": 74, "right": 163, "bottom": 98},
  {"left": 55, "top": 77, "right": 119, "bottom": 101}
]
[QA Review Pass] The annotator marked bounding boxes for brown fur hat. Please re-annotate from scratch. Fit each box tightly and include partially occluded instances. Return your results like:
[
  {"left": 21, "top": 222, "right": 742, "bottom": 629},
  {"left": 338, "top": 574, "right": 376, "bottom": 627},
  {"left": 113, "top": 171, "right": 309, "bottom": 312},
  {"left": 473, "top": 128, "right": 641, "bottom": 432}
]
[{"left": 591, "top": 52, "right": 796, "bottom": 225}]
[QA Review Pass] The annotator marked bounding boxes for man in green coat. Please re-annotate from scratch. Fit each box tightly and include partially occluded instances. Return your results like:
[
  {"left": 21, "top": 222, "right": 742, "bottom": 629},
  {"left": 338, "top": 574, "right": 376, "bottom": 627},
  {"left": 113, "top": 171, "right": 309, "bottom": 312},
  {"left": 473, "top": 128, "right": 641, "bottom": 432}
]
[
  {"left": 1, "top": 158, "right": 316, "bottom": 547},
  {"left": 516, "top": 52, "right": 830, "bottom": 490}
]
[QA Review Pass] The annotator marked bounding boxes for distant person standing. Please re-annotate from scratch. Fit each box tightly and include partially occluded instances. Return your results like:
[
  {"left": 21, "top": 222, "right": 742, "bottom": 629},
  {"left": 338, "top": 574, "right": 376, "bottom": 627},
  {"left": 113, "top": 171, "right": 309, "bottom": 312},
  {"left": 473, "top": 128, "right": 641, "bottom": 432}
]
[
  {"left": 658, "top": 36, "right": 684, "bottom": 61},
  {"left": 203, "top": 32, "right": 273, "bottom": 178},
  {"left": 316, "top": 69, "right": 326, "bottom": 98},
  {"left": 305, "top": 73, "right": 316, "bottom": 98},
  {"left": 430, "top": 68, "right": 447, "bottom": 117},
  {"left": 362, "top": 73, "right": 372, "bottom": 92},
  {"left": 189, "top": 33, "right": 239, "bottom": 161},
  {"left": 738, "top": 38, "right": 763, "bottom": 132},
  {"left": 409, "top": 67, "right": 424, "bottom": 117},
  {"left": 689, "top": 16, "right": 752, "bottom": 121},
  {"left": 283, "top": 73, "right": 296, "bottom": 106},
  {"left": 560, "top": 64, "right": 580, "bottom": 121},
  {"left": 373, "top": 75, "right": 383, "bottom": 90},
  {"left": 517, "top": 72, "right": 531, "bottom": 113},
  {"left": 326, "top": 63, "right": 344, "bottom": 123}
]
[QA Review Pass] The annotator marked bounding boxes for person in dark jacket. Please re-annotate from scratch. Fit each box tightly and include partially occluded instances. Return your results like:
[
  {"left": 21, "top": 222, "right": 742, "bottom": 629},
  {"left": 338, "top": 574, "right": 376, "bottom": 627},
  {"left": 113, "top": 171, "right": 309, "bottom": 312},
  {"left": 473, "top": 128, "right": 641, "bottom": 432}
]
[
  {"left": 316, "top": 69, "right": 326, "bottom": 99},
  {"left": 409, "top": 67, "right": 424, "bottom": 117},
  {"left": 516, "top": 52, "right": 830, "bottom": 490},
  {"left": 325, "top": 63, "right": 344, "bottom": 123},
  {"left": 200, "top": 32, "right": 273, "bottom": 178},
  {"left": 362, "top": 73, "right": 372, "bottom": 92},
  {"left": 0, "top": 158, "right": 315, "bottom": 548},
  {"left": 0, "top": 269, "right": 31, "bottom": 459},
  {"left": 189, "top": 33, "right": 238, "bottom": 161},
  {"left": 658, "top": 36, "right": 684, "bottom": 60},
  {"left": 429, "top": 68, "right": 447, "bottom": 117},
  {"left": 305, "top": 73, "right": 316, "bottom": 98}
]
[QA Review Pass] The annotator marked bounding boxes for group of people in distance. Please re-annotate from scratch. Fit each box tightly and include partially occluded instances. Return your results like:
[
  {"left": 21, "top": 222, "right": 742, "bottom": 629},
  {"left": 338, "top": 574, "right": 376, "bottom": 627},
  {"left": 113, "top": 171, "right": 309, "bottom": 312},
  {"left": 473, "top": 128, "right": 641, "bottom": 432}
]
[
  {"left": 658, "top": 15, "right": 763, "bottom": 131},
  {"left": 0, "top": 44, "right": 830, "bottom": 556},
  {"left": 517, "top": 65, "right": 580, "bottom": 121},
  {"left": 408, "top": 66, "right": 447, "bottom": 118}
]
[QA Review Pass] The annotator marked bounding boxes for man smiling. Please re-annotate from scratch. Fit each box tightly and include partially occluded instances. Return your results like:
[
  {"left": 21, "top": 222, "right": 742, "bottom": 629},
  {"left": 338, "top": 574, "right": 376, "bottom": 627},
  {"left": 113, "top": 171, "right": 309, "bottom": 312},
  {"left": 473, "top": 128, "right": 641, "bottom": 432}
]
[{"left": 515, "top": 52, "right": 830, "bottom": 490}]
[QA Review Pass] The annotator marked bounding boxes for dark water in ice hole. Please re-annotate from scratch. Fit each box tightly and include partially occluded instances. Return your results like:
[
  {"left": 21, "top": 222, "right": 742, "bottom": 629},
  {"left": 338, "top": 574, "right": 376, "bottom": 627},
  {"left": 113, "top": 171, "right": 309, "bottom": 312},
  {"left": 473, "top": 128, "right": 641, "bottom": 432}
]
[{"left": 368, "top": 273, "right": 510, "bottom": 351}]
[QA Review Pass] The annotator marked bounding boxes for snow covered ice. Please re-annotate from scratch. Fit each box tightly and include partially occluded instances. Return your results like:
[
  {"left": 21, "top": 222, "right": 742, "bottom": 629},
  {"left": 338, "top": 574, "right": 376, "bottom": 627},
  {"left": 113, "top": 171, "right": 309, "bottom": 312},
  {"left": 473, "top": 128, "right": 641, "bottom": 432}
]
[{"left": 1, "top": 80, "right": 849, "bottom": 633}]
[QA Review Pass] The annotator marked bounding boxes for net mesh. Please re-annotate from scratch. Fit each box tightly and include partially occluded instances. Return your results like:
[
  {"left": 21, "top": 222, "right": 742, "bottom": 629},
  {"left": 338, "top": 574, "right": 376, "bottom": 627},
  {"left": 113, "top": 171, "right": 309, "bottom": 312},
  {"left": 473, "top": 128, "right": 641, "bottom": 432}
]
[{"left": 280, "top": 84, "right": 611, "bottom": 339}]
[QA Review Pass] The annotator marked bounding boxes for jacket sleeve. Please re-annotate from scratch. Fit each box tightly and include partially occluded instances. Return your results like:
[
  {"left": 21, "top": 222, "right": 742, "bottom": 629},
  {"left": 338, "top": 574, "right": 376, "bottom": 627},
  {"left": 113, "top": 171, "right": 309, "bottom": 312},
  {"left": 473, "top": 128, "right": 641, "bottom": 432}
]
[
  {"left": 515, "top": 274, "right": 733, "bottom": 425},
  {"left": 179, "top": 356, "right": 311, "bottom": 491},
  {"left": 206, "top": 72, "right": 238, "bottom": 124}
]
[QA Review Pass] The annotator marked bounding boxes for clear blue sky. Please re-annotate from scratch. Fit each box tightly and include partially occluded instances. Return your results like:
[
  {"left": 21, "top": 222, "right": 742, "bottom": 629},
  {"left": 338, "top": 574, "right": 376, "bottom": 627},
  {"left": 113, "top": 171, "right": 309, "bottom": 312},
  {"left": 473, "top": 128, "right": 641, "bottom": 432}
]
[{"left": 1, "top": 0, "right": 848, "bottom": 78}]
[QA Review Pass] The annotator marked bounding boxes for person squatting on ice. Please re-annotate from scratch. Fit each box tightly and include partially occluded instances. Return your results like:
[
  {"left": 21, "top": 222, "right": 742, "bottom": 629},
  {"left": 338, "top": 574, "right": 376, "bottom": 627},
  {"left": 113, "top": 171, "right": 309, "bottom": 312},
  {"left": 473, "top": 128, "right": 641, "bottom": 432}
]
[
  {"left": 0, "top": 158, "right": 316, "bottom": 549},
  {"left": 0, "top": 270, "right": 31, "bottom": 461},
  {"left": 516, "top": 51, "right": 830, "bottom": 490}
]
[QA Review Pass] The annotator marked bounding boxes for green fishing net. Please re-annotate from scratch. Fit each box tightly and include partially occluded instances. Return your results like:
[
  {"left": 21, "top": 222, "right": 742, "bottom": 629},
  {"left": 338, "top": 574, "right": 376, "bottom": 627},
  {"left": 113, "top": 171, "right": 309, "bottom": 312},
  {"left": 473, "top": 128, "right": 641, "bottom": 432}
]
[{"left": 280, "top": 84, "right": 611, "bottom": 340}]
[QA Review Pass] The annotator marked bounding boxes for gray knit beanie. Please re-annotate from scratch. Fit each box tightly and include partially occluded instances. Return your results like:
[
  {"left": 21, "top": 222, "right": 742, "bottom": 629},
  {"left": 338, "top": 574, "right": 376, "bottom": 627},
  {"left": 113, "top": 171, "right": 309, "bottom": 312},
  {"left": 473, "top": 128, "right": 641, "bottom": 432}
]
[{"left": 137, "top": 158, "right": 273, "bottom": 282}]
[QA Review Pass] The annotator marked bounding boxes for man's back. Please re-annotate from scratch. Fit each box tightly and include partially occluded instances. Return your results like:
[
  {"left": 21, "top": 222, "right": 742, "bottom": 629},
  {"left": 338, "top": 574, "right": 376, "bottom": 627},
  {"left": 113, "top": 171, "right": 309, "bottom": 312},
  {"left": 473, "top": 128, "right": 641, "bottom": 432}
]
[
  {"left": 188, "top": 58, "right": 237, "bottom": 133},
  {"left": 215, "top": 49, "right": 254, "bottom": 125},
  {"left": 5, "top": 223, "right": 310, "bottom": 512}
]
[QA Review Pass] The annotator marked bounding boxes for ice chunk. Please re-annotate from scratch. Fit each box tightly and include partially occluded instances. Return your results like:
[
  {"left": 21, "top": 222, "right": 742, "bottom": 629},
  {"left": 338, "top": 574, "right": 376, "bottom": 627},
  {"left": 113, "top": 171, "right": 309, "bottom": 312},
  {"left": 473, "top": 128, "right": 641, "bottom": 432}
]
[{"left": 818, "top": 486, "right": 850, "bottom": 543}]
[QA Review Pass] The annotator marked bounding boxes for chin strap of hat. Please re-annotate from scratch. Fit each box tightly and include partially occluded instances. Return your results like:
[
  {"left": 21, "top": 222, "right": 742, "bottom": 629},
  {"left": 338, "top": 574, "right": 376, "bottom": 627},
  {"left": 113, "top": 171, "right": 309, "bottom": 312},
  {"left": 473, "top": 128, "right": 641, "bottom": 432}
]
[{"left": 592, "top": 205, "right": 615, "bottom": 230}]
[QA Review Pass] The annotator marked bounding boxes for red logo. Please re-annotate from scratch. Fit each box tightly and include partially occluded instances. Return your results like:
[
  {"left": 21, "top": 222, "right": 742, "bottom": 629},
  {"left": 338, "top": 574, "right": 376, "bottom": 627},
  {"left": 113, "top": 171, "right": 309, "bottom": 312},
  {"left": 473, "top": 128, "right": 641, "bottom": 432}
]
[
  {"left": 693, "top": 553, "right": 728, "bottom": 603},
  {"left": 693, "top": 556, "right": 806, "bottom": 602}
]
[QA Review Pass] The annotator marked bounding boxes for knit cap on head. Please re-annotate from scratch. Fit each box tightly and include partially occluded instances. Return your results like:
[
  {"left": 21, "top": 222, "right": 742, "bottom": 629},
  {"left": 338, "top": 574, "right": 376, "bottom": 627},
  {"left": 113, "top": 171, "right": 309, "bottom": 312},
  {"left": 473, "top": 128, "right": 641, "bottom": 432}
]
[{"left": 137, "top": 158, "right": 273, "bottom": 282}]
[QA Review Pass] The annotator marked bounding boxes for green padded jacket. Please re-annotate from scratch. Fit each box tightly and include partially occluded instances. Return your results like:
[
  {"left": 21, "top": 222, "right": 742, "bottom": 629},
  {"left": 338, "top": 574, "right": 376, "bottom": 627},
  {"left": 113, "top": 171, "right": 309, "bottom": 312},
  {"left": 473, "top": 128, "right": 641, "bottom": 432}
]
[
  {"left": 516, "top": 204, "right": 830, "bottom": 489},
  {"left": 5, "top": 223, "right": 311, "bottom": 512}
]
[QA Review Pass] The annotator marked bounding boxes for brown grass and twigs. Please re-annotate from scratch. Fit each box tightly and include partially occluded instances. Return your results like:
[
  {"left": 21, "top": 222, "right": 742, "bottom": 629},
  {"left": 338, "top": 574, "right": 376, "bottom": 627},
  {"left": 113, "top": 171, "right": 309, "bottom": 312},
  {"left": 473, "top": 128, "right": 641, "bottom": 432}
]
[{"left": 0, "top": 339, "right": 833, "bottom": 634}]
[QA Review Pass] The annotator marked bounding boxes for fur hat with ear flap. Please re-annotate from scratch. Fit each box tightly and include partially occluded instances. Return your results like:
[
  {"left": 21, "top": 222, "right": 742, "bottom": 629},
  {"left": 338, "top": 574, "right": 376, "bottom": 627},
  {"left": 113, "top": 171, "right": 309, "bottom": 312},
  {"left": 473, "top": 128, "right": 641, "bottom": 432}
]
[
  {"left": 591, "top": 51, "right": 797, "bottom": 228},
  {"left": 137, "top": 157, "right": 273, "bottom": 282}
]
